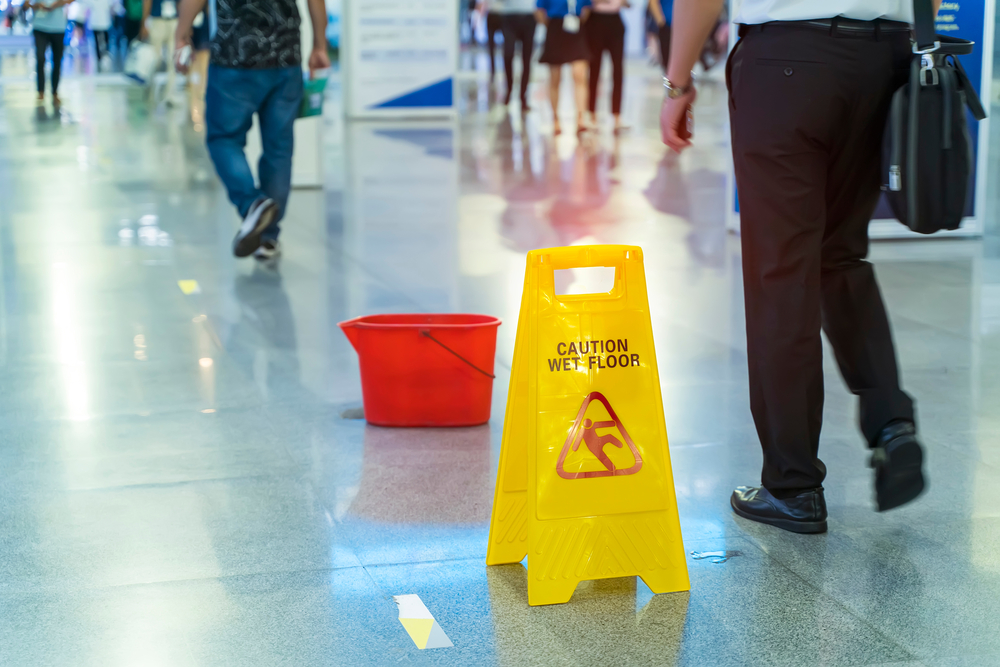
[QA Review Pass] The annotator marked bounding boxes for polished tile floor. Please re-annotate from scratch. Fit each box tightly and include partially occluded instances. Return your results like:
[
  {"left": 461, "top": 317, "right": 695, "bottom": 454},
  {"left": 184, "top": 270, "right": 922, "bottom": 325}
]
[{"left": 2, "top": 48, "right": 1000, "bottom": 666}]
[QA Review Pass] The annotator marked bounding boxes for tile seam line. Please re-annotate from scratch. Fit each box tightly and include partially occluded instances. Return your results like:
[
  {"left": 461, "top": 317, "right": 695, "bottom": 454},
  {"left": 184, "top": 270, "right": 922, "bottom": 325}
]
[
  {"left": 336, "top": 249, "right": 426, "bottom": 311},
  {"left": 0, "top": 557, "right": 501, "bottom": 599},
  {"left": 0, "top": 563, "right": 373, "bottom": 597},
  {"left": 891, "top": 311, "right": 977, "bottom": 344},
  {"left": 55, "top": 472, "right": 299, "bottom": 493},
  {"left": 361, "top": 555, "right": 491, "bottom": 570}
]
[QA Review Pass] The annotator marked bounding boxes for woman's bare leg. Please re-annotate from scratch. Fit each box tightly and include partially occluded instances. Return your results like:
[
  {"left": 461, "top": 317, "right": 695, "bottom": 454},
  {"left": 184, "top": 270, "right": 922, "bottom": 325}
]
[
  {"left": 549, "top": 64, "right": 562, "bottom": 134},
  {"left": 571, "top": 60, "right": 589, "bottom": 131}
]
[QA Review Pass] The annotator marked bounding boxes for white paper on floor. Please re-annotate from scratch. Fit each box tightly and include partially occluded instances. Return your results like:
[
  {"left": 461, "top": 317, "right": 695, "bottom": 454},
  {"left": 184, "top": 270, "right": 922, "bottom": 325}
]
[{"left": 393, "top": 594, "right": 454, "bottom": 649}]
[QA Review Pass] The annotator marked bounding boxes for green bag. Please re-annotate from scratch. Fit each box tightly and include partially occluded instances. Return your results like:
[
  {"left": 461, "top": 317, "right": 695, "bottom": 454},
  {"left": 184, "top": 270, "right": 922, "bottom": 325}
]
[
  {"left": 299, "top": 76, "right": 328, "bottom": 119},
  {"left": 125, "top": 0, "right": 144, "bottom": 20}
]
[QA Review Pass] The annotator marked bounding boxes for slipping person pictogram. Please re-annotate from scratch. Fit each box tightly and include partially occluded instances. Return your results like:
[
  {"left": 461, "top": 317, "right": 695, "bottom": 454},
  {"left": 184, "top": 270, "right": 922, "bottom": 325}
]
[
  {"left": 557, "top": 392, "right": 643, "bottom": 479},
  {"left": 576, "top": 419, "right": 624, "bottom": 472}
]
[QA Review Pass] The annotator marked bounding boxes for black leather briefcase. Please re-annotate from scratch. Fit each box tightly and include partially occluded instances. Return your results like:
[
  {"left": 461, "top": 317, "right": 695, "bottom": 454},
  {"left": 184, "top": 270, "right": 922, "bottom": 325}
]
[{"left": 883, "top": 0, "right": 986, "bottom": 234}]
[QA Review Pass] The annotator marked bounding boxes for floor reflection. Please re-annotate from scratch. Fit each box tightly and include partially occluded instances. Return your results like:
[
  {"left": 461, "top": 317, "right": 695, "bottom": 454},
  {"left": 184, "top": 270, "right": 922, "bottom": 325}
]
[
  {"left": 486, "top": 564, "right": 689, "bottom": 666},
  {"left": 0, "top": 52, "right": 999, "bottom": 666}
]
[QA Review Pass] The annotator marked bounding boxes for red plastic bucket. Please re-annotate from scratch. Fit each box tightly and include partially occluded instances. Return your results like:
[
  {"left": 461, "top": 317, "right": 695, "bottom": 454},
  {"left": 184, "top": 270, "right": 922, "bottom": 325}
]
[{"left": 339, "top": 314, "right": 501, "bottom": 427}]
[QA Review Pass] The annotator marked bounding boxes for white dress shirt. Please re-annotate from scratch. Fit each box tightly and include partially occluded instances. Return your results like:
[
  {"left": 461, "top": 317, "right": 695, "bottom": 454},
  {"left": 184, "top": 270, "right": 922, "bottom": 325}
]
[
  {"left": 734, "top": 0, "right": 914, "bottom": 24},
  {"left": 84, "top": 0, "right": 114, "bottom": 30},
  {"left": 490, "top": 0, "right": 538, "bottom": 14}
]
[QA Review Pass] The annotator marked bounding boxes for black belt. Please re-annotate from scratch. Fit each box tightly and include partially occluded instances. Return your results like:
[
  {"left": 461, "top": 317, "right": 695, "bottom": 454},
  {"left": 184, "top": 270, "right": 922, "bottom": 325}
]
[{"left": 739, "top": 18, "right": 911, "bottom": 39}]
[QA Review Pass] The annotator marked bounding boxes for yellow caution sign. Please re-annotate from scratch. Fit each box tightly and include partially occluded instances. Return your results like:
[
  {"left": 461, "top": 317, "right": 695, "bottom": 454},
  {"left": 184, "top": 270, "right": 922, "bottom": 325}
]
[{"left": 486, "top": 245, "right": 689, "bottom": 606}]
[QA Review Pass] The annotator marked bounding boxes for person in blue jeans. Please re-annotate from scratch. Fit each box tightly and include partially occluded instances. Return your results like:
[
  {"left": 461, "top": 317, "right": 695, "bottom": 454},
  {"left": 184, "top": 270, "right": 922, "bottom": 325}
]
[{"left": 174, "top": 0, "right": 329, "bottom": 261}]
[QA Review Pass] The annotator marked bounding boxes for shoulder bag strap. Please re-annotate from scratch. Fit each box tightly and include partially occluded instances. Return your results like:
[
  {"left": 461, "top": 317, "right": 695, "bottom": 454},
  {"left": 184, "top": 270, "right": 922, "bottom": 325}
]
[{"left": 913, "top": 0, "right": 938, "bottom": 52}]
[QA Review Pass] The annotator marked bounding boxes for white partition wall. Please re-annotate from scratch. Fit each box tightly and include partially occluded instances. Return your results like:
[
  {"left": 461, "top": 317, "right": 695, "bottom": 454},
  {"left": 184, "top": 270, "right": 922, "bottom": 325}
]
[{"left": 342, "top": 0, "right": 458, "bottom": 119}]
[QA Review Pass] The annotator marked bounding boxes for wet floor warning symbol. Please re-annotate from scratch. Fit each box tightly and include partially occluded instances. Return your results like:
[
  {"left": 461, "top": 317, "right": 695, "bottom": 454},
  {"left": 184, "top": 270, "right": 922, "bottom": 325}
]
[
  {"left": 557, "top": 392, "right": 642, "bottom": 479},
  {"left": 486, "top": 245, "right": 689, "bottom": 606}
]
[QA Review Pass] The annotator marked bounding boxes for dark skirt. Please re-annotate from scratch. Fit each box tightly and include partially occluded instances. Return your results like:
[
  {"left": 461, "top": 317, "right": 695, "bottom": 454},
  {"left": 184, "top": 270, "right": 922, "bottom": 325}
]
[{"left": 539, "top": 16, "right": 590, "bottom": 64}]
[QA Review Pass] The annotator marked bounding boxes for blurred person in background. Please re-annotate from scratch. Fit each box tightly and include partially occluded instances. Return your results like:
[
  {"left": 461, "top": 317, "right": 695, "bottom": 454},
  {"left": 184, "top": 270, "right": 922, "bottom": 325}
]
[
  {"left": 67, "top": 0, "right": 85, "bottom": 47},
  {"left": 585, "top": 0, "right": 626, "bottom": 132},
  {"left": 484, "top": 2, "right": 502, "bottom": 81},
  {"left": 174, "top": 0, "right": 330, "bottom": 260},
  {"left": 661, "top": 0, "right": 927, "bottom": 533},
  {"left": 122, "top": 0, "right": 141, "bottom": 47},
  {"left": 536, "top": 0, "right": 591, "bottom": 135},
  {"left": 488, "top": 0, "right": 536, "bottom": 110},
  {"left": 84, "top": 0, "right": 113, "bottom": 71},
  {"left": 25, "top": 0, "right": 74, "bottom": 105},
  {"left": 647, "top": 0, "right": 671, "bottom": 72},
  {"left": 141, "top": 0, "right": 180, "bottom": 104}
]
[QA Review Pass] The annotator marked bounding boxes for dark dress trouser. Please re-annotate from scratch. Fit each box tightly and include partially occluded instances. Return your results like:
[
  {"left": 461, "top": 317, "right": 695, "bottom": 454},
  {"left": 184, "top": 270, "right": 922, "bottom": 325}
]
[
  {"left": 487, "top": 11, "right": 503, "bottom": 76},
  {"left": 501, "top": 13, "right": 536, "bottom": 103},
  {"left": 657, "top": 22, "right": 671, "bottom": 73},
  {"left": 727, "top": 23, "right": 916, "bottom": 494},
  {"left": 585, "top": 12, "right": 625, "bottom": 115}
]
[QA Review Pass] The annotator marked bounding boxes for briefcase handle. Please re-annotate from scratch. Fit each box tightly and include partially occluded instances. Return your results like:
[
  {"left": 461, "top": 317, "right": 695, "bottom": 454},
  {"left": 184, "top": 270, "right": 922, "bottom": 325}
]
[{"left": 913, "top": 0, "right": 974, "bottom": 55}]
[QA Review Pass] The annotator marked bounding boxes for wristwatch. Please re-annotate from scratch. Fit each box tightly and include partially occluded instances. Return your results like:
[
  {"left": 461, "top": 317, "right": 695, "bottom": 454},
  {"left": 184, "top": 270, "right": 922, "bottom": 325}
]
[{"left": 662, "top": 76, "right": 694, "bottom": 99}]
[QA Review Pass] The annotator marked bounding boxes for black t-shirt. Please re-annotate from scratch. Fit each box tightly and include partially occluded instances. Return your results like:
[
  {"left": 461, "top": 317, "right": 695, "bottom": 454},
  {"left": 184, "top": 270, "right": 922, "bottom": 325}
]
[{"left": 211, "top": 0, "right": 302, "bottom": 69}]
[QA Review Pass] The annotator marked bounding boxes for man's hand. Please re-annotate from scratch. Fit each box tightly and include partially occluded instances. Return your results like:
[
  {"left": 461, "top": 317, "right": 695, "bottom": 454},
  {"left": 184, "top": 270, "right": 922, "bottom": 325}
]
[
  {"left": 174, "top": 34, "right": 192, "bottom": 74},
  {"left": 648, "top": 0, "right": 666, "bottom": 27},
  {"left": 657, "top": 0, "right": 723, "bottom": 151},
  {"left": 140, "top": 0, "right": 151, "bottom": 38},
  {"left": 305, "top": 0, "right": 329, "bottom": 74},
  {"left": 660, "top": 87, "right": 695, "bottom": 153},
  {"left": 308, "top": 46, "right": 330, "bottom": 76},
  {"left": 172, "top": 0, "right": 206, "bottom": 66}
]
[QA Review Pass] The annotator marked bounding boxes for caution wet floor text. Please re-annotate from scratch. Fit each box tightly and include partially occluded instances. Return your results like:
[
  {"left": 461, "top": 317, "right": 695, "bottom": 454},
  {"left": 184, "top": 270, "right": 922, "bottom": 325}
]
[{"left": 486, "top": 245, "right": 690, "bottom": 606}]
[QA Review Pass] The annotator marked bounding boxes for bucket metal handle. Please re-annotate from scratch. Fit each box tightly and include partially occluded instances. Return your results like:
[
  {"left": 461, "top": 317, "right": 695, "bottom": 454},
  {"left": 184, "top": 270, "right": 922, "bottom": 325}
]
[{"left": 419, "top": 330, "right": 496, "bottom": 379}]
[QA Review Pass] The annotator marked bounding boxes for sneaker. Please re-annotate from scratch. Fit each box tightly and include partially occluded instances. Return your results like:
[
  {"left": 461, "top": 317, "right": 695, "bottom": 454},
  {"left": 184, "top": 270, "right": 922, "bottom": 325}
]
[
  {"left": 253, "top": 239, "right": 281, "bottom": 261},
  {"left": 870, "top": 421, "right": 926, "bottom": 512},
  {"left": 233, "top": 198, "right": 277, "bottom": 258}
]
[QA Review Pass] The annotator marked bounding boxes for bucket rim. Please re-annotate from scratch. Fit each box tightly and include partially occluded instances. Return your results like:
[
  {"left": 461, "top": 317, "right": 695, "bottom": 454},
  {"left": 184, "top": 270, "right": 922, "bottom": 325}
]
[{"left": 338, "top": 313, "right": 502, "bottom": 330}]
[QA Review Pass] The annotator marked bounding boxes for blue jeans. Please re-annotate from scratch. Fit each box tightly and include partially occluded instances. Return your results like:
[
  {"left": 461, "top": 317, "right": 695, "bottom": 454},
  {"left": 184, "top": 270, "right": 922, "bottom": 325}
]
[{"left": 206, "top": 65, "right": 303, "bottom": 241}]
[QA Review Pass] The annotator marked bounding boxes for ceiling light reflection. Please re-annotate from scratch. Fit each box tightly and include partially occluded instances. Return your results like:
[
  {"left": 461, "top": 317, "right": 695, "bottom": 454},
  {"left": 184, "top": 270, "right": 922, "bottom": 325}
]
[{"left": 50, "top": 261, "right": 90, "bottom": 421}]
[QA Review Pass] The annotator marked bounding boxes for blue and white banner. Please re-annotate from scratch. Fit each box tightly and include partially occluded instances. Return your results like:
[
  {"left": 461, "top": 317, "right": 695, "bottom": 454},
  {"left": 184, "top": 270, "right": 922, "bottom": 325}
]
[{"left": 343, "top": 0, "right": 457, "bottom": 118}]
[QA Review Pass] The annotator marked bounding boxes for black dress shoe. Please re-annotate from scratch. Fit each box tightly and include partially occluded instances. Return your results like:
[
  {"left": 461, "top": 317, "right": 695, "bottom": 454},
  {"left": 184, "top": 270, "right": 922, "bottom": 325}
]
[
  {"left": 731, "top": 486, "right": 828, "bottom": 534},
  {"left": 870, "top": 421, "right": 926, "bottom": 512}
]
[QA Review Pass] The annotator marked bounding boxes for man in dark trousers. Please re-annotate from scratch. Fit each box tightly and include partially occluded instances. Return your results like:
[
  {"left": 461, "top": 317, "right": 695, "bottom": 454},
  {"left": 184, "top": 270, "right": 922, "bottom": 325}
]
[
  {"left": 494, "top": 0, "right": 538, "bottom": 109},
  {"left": 661, "top": 0, "right": 933, "bottom": 533},
  {"left": 174, "top": 0, "right": 329, "bottom": 261}
]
